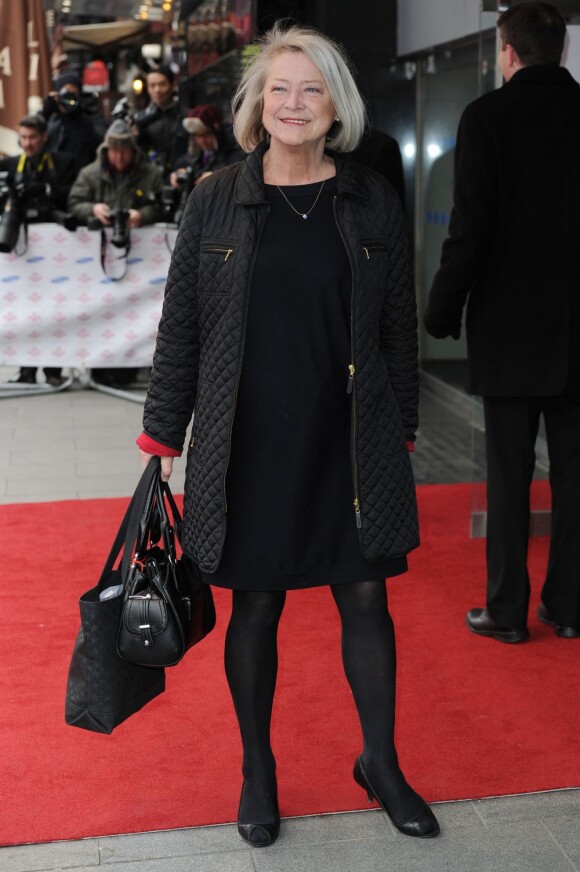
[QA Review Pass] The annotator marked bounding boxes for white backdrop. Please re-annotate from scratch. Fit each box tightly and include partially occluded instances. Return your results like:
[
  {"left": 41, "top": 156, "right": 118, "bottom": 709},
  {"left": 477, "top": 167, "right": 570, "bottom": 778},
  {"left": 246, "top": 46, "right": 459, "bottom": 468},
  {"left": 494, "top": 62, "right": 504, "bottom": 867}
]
[{"left": 0, "top": 224, "right": 176, "bottom": 367}]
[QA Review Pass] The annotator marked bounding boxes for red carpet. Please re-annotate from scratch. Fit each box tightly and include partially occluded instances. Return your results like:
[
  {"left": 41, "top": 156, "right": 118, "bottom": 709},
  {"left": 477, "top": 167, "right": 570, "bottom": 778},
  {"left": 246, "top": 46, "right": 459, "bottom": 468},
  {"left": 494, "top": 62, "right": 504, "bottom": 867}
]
[{"left": 1, "top": 482, "right": 578, "bottom": 846}]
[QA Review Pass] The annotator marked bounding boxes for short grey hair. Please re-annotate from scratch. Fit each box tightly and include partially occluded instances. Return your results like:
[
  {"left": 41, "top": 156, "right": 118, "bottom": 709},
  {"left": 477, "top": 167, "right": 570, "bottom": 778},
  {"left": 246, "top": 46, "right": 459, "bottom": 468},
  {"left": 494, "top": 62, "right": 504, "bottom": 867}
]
[{"left": 232, "top": 22, "right": 367, "bottom": 154}]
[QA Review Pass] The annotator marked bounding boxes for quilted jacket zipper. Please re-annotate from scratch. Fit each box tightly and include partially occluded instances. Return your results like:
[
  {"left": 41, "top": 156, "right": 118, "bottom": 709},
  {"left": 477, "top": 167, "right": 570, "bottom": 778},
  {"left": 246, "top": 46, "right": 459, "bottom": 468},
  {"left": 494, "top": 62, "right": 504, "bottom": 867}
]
[
  {"left": 222, "top": 208, "right": 270, "bottom": 512},
  {"left": 204, "top": 246, "right": 234, "bottom": 262},
  {"left": 333, "top": 195, "right": 362, "bottom": 530},
  {"left": 362, "top": 242, "right": 387, "bottom": 260}
]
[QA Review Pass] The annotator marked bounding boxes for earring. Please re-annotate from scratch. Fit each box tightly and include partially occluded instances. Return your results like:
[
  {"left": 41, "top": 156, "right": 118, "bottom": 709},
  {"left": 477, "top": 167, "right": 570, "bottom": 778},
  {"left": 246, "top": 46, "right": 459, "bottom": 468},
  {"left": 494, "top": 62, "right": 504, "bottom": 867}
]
[{"left": 335, "top": 117, "right": 340, "bottom": 122}]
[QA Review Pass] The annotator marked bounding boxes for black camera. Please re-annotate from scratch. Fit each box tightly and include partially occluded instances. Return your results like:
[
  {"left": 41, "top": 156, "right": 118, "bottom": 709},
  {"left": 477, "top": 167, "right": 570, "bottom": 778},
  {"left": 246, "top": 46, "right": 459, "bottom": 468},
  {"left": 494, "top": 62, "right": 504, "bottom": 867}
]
[
  {"left": 111, "top": 96, "right": 134, "bottom": 125},
  {"left": 0, "top": 172, "right": 78, "bottom": 253},
  {"left": 161, "top": 184, "right": 178, "bottom": 222},
  {"left": 0, "top": 172, "right": 22, "bottom": 253},
  {"left": 133, "top": 103, "right": 161, "bottom": 131},
  {"left": 57, "top": 88, "right": 80, "bottom": 115},
  {"left": 109, "top": 208, "right": 130, "bottom": 248},
  {"left": 161, "top": 166, "right": 195, "bottom": 225}
]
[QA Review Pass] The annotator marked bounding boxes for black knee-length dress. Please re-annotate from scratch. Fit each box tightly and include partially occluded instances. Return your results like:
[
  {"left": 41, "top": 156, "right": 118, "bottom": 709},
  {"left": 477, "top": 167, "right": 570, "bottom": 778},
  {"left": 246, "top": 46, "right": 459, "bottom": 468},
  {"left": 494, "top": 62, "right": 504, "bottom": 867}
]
[{"left": 201, "top": 178, "right": 408, "bottom": 590}]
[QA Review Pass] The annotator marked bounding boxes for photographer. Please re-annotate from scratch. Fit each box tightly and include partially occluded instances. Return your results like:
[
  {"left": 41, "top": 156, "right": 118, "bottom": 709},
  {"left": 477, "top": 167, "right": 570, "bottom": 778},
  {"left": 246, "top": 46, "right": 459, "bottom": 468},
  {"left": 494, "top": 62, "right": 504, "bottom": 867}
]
[
  {"left": 42, "top": 73, "right": 103, "bottom": 175},
  {"left": 1, "top": 114, "right": 76, "bottom": 387},
  {"left": 164, "top": 105, "right": 242, "bottom": 223},
  {"left": 67, "top": 119, "right": 163, "bottom": 388},
  {"left": 68, "top": 119, "right": 162, "bottom": 228},
  {"left": 133, "top": 65, "right": 187, "bottom": 178}
]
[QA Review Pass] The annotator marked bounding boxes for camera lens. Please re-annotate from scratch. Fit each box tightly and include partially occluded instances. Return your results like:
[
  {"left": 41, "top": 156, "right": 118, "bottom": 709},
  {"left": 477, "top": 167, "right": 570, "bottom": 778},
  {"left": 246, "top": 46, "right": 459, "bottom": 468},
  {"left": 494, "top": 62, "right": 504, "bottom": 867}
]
[{"left": 58, "top": 91, "right": 80, "bottom": 113}]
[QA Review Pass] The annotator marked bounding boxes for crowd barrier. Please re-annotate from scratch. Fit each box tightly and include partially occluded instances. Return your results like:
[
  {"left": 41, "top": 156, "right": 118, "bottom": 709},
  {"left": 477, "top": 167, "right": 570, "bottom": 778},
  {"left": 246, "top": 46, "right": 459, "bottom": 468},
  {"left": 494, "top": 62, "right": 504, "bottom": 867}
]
[{"left": 0, "top": 223, "right": 177, "bottom": 369}]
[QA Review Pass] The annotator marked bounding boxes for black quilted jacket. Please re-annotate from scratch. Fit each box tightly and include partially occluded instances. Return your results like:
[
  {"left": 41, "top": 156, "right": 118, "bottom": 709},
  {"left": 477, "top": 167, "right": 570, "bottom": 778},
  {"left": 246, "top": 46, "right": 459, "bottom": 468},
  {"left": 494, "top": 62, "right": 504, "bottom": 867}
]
[{"left": 143, "top": 140, "right": 419, "bottom": 571}]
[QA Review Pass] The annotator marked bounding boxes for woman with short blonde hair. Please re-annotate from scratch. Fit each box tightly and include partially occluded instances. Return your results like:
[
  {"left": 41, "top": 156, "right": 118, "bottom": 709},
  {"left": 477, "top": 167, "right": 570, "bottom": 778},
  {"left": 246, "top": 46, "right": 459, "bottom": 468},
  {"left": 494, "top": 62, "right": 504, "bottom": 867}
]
[
  {"left": 138, "top": 21, "right": 439, "bottom": 849},
  {"left": 233, "top": 22, "right": 366, "bottom": 153}
]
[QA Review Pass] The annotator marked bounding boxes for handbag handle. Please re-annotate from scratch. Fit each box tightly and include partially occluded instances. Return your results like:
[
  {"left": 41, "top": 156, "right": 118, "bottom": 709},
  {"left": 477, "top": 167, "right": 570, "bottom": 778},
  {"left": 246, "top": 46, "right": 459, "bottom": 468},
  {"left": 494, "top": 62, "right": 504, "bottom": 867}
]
[
  {"left": 160, "top": 481, "right": 185, "bottom": 546},
  {"left": 152, "top": 478, "right": 178, "bottom": 566},
  {"left": 96, "top": 457, "right": 161, "bottom": 592}
]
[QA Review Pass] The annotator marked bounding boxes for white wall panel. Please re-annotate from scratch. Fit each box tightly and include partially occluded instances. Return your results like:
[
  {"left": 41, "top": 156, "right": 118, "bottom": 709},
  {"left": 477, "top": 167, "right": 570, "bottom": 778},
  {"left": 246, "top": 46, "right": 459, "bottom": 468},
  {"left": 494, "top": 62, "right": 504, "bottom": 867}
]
[
  {"left": 398, "top": 0, "right": 496, "bottom": 55},
  {"left": 563, "top": 26, "right": 580, "bottom": 79}
]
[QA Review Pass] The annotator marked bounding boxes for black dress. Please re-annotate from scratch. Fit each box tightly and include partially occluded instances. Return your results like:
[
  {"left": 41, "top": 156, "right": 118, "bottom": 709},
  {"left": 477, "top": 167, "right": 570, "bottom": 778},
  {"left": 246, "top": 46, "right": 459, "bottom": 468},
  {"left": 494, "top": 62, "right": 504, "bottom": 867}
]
[{"left": 202, "top": 178, "right": 407, "bottom": 590}]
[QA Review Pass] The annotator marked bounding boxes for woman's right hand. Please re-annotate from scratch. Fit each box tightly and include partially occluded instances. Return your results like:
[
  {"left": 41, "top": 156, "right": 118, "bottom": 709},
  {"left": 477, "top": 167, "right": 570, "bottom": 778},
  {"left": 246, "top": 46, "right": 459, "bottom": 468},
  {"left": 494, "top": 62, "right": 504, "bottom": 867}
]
[{"left": 138, "top": 449, "right": 174, "bottom": 481}]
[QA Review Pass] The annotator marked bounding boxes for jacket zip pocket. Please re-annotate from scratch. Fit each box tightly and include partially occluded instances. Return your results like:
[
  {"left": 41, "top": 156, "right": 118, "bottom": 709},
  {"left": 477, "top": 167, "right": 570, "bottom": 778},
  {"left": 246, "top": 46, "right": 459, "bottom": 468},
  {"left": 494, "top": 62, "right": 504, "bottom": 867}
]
[
  {"left": 362, "top": 243, "right": 387, "bottom": 260},
  {"left": 203, "top": 246, "right": 234, "bottom": 262}
]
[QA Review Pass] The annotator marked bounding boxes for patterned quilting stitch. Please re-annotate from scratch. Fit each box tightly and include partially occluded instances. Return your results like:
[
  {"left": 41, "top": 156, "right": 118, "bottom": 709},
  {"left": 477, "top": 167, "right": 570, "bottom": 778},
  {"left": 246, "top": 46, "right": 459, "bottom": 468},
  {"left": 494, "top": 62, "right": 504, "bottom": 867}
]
[{"left": 143, "top": 148, "right": 419, "bottom": 571}]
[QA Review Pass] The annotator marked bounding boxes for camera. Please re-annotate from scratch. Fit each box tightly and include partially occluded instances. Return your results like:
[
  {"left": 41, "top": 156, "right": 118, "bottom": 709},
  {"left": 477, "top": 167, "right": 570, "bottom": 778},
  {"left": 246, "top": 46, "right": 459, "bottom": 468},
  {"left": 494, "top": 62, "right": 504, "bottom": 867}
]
[
  {"left": 57, "top": 88, "right": 80, "bottom": 115},
  {"left": 111, "top": 96, "right": 134, "bottom": 125},
  {"left": 0, "top": 172, "right": 22, "bottom": 253},
  {"left": 109, "top": 208, "right": 130, "bottom": 248},
  {"left": 161, "top": 166, "right": 196, "bottom": 225},
  {"left": 132, "top": 103, "right": 161, "bottom": 131},
  {"left": 0, "top": 171, "right": 77, "bottom": 254}
]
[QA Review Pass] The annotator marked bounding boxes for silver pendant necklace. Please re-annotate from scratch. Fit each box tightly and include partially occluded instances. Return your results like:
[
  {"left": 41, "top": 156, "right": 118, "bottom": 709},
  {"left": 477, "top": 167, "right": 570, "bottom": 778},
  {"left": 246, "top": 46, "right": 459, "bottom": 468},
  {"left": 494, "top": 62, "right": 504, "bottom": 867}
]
[{"left": 276, "top": 178, "right": 326, "bottom": 219}]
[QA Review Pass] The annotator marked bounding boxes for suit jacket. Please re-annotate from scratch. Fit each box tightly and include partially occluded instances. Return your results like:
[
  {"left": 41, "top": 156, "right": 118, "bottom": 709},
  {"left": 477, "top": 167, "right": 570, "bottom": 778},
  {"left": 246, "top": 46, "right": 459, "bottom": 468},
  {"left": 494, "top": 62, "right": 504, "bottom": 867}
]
[{"left": 424, "top": 65, "right": 580, "bottom": 396}]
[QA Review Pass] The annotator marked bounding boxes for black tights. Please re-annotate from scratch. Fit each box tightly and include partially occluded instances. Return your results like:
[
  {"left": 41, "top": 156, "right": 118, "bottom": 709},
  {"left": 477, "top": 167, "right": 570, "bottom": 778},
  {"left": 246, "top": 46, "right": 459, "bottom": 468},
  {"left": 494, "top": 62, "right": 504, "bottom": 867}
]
[{"left": 225, "top": 581, "right": 425, "bottom": 824}]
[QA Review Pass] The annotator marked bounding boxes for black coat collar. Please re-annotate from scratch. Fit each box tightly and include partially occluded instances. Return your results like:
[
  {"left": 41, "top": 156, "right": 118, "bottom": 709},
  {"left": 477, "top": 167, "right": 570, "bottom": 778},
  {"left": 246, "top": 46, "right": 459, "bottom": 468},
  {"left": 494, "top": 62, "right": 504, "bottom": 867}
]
[
  {"left": 509, "top": 65, "right": 578, "bottom": 87},
  {"left": 234, "top": 138, "right": 368, "bottom": 206}
]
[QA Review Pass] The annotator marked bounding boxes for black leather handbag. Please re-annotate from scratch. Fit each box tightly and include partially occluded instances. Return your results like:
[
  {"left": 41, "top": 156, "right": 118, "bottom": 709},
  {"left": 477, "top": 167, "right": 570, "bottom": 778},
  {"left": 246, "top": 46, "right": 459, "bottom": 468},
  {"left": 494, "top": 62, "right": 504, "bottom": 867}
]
[
  {"left": 117, "top": 460, "right": 216, "bottom": 668},
  {"left": 65, "top": 461, "right": 166, "bottom": 734}
]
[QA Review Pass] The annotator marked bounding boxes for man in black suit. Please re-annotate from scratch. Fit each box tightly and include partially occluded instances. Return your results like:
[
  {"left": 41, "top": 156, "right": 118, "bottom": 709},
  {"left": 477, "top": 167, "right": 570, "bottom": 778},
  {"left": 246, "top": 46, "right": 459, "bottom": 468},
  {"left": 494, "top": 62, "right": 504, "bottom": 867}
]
[
  {"left": 1, "top": 114, "right": 76, "bottom": 386},
  {"left": 424, "top": 2, "right": 580, "bottom": 642}
]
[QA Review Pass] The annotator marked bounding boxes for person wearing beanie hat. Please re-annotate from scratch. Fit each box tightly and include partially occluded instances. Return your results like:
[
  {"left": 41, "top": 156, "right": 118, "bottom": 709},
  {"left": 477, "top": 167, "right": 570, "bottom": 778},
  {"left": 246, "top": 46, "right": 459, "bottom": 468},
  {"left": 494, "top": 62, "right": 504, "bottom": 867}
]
[
  {"left": 54, "top": 72, "right": 83, "bottom": 92},
  {"left": 41, "top": 71, "right": 102, "bottom": 175},
  {"left": 68, "top": 118, "right": 162, "bottom": 229},
  {"left": 133, "top": 65, "right": 187, "bottom": 178},
  {"left": 182, "top": 104, "right": 225, "bottom": 150},
  {"left": 169, "top": 104, "right": 242, "bottom": 199},
  {"left": 102, "top": 118, "right": 138, "bottom": 151},
  {"left": 67, "top": 117, "right": 164, "bottom": 388}
]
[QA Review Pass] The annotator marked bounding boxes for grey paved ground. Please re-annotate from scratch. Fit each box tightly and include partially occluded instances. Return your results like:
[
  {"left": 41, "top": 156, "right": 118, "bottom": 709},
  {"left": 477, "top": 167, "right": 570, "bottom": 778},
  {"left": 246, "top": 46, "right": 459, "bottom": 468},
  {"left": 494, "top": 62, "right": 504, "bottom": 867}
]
[{"left": 1, "top": 366, "right": 578, "bottom": 871}]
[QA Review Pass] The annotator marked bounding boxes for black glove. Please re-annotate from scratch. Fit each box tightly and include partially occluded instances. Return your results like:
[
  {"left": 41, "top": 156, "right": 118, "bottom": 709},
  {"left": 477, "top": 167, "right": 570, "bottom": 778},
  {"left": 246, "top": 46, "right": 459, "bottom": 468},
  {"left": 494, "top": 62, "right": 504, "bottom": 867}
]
[
  {"left": 42, "top": 94, "right": 59, "bottom": 118},
  {"left": 423, "top": 307, "right": 461, "bottom": 340}
]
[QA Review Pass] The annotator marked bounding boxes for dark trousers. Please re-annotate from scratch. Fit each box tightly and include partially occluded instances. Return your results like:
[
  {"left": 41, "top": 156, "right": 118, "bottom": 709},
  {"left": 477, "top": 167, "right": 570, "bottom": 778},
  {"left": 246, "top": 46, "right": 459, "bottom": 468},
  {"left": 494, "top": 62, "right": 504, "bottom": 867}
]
[{"left": 483, "top": 395, "right": 580, "bottom": 628}]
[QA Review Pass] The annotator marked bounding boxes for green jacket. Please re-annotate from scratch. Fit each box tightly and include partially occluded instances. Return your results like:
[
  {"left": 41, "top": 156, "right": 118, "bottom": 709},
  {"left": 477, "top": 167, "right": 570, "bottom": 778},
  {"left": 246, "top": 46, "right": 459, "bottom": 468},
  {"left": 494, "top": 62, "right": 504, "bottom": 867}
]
[{"left": 67, "top": 147, "right": 163, "bottom": 224}]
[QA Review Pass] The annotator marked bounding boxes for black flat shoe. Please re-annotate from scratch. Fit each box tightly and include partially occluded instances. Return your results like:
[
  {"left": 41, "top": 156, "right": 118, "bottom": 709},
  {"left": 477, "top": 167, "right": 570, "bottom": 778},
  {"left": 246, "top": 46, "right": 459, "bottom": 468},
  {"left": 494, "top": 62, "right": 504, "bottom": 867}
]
[
  {"left": 8, "top": 368, "right": 36, "bottom": 385},
  {"left": 237, "top": 780, "right": 280, "bottom": 848},
  {"left": 353, "top": 755, "right": 440, "bottom": 838},
  {"left": 538, "top": 604, "right": 580, "bottom": 638},
  {"left": 466, "top": 608, "right": 529, "bottom": 643}
]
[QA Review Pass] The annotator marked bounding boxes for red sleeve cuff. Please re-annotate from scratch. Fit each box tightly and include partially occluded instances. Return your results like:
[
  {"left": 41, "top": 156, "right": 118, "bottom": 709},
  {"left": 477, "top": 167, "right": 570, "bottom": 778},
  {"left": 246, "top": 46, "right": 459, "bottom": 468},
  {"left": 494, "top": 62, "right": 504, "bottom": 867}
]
[
  {"left": 136, "top": 432, "right": 182, "bottom": 457},
  {"left": 406, "top": 440, "right": 415, "bottom": 453}
]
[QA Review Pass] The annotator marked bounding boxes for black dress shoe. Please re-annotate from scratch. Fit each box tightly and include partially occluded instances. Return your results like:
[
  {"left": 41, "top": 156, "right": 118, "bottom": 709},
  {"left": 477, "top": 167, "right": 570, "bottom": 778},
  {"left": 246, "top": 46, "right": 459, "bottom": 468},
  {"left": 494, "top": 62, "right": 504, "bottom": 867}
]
[
  {"left": 8, "top": 367, "right": 37, "bottom": 384},
  {"left": 353, "top": 755, "right": 440, "bottom": 839},
  {"left": 237, "top": 780, "right": 280, "bottom": 848},
  {"left": 538, "top": 604, "right": 580, "bottom": 638},
  {"left": 466, "top": 608, "right": 528, "bottom": 643}
]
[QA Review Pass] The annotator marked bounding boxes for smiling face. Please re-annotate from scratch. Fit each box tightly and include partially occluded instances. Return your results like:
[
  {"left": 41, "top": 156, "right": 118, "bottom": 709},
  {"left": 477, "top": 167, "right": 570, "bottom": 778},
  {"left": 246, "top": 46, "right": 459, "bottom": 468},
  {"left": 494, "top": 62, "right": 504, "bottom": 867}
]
[{"left": 261, "top": 50, "right": 336, "bottom": 153}]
